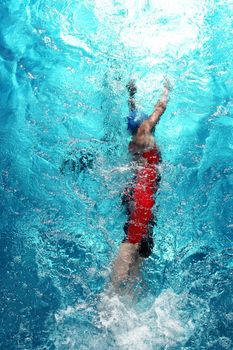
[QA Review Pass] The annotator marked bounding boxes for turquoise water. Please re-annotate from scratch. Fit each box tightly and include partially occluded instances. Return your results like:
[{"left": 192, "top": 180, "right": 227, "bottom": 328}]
[{"left": 0, "top": 0, "right": 233, "bottom": 349}]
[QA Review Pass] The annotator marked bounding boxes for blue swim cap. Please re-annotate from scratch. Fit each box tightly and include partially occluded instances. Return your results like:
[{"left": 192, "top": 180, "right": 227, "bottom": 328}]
[{"left": 127, "top": 110, "right": 149, "bottom": 134}]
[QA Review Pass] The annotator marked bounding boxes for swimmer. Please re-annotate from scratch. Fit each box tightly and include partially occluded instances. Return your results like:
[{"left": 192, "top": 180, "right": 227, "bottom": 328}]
[{"left": 112, "top": 79, "right": 171, "bottom": 288}]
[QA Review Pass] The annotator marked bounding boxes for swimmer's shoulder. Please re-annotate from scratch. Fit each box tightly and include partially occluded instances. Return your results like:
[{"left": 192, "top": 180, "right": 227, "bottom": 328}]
[{"left": 128, "top": 138, "right": 155, "bottom": 155}]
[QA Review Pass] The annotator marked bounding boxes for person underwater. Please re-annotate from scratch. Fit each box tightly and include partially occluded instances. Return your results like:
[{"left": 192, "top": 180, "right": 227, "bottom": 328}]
[{"left": 112, "top": 79, "right": 171, "bottom": 288}]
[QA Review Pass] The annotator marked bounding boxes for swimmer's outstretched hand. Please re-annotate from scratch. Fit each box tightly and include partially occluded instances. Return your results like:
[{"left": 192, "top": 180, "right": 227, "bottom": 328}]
[{"left": 164, "top": 78, "right": 172, "bottom": 91}]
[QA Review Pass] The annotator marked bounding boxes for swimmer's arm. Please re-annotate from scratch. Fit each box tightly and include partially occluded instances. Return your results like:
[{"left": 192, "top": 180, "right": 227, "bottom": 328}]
[{"left": 140, "top": 81, "right": 170, "bottom": 132}]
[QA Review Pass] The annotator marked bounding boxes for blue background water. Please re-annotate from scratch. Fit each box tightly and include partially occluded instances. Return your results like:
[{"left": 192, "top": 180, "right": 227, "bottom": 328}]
[{"left": 0, "top": 0, "right": 233, "bottom": 349}]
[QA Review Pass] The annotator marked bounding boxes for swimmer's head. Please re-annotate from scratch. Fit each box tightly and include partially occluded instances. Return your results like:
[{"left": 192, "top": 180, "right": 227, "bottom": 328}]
[{"left": 127, "top": 110, "right": 149, "bottom": 134}]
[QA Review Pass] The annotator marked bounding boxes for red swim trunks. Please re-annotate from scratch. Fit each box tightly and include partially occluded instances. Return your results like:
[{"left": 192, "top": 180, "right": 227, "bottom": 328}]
[{"left": 122, "top": 144, "right": 161, "bottom": 256}]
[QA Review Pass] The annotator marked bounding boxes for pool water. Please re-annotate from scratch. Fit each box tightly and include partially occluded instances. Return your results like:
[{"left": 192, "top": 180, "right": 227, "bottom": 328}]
[{"left": 0, "top": 0, "right": 233, "bottom": 349}]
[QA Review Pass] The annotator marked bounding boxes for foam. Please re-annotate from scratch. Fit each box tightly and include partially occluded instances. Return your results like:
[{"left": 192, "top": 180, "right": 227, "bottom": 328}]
[{"left": 98, "top": 289, "right": 194, "bottom": 349}]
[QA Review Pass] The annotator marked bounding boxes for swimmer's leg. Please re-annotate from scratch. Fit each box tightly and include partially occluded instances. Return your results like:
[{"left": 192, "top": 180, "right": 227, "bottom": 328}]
[{"left": 111, "top": 242, "right": 142, "bottom": 289}]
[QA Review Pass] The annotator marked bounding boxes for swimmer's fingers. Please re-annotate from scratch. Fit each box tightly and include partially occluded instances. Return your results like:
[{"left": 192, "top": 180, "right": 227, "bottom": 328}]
[{"left": 163, "top": 77, "right": 172, "bottom": 91}]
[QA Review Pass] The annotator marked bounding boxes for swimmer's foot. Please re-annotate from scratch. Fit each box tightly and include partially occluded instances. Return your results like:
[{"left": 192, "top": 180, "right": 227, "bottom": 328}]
[{"left": 126, "top": 79, "right": 137, "bottom": 97}]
